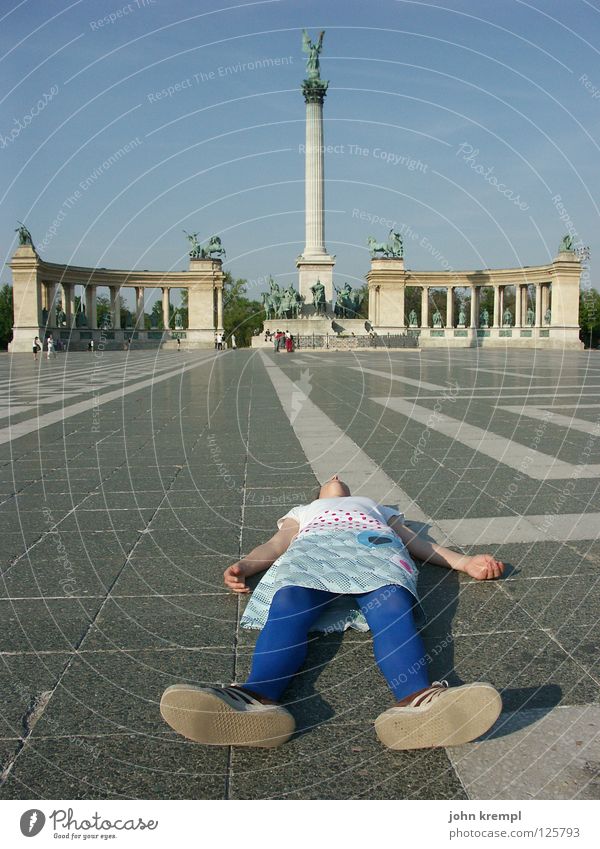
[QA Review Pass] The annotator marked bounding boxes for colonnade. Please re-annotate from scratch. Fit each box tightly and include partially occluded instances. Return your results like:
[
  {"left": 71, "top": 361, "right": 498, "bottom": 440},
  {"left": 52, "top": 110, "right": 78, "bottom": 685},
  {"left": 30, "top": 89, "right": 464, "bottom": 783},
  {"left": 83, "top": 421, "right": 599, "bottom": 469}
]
[
  {"left": 366, "top": 252, "right": 582, "bottom": 349},
  {"left": 9, "top": 246, "right": 225, "bottom": 351},
  {"left": 402, "top": 282, "right": 552, "bottom": 329}
]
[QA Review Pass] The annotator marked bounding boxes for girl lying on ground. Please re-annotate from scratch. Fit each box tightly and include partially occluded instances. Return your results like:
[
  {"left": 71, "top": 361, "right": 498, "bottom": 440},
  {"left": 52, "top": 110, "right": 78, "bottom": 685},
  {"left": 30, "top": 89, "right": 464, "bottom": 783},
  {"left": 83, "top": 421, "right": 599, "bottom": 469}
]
[{"left": 160, "top": 475, "right": 504, "bottom": 749}]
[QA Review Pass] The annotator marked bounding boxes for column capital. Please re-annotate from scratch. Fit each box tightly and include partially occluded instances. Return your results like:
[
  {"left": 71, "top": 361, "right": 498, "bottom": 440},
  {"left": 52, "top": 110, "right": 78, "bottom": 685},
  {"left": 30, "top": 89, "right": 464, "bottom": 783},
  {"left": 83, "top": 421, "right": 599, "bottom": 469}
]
[{"left": 301, "top": 78, "right": 329, "bottom": 103}]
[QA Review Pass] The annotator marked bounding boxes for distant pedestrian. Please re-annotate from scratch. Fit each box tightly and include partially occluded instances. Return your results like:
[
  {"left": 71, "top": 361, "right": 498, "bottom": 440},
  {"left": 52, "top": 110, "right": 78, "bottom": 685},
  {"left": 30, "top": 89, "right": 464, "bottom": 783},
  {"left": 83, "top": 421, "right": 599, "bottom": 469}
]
[
  {"left": 177, "top": 338, "right": 181, "bottom": 352},
  {"left": 46, "top": 336, "right": 54, "bottom": 360},
  {"left": 230, "top": 333, "right": 237, "bottom": 351},
  {"left": 285, "top": 331, "right": 294, "bottom": 353},
  {"left": 88, "top": 339, "right": 94, "bottom": 352},
  {"left": 33, "top": 336, "right": 41, "bottom": 361},
  {"left": 216, "top": 332, "right": 224, "bottom": 351}
]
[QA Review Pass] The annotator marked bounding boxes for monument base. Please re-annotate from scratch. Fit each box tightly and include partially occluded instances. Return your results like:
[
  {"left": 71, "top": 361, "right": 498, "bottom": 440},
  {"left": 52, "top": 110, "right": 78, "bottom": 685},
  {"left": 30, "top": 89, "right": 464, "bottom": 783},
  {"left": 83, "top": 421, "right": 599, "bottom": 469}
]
[
  {"left": 296, "top": 253, "right": 335, "bottom": 309},
  {"left": 252, "top": 317, "right": 370, "bottom": 347}
]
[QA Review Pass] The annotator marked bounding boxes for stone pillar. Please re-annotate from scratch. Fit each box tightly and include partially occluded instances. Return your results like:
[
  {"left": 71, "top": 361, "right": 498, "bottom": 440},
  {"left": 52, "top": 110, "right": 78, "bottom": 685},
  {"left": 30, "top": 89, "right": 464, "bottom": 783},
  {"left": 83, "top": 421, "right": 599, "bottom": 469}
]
[
  {"left": 110, "top": 286, "right": 122, "bottom": 329},
  {"left": 470, "top": 285, "right": 478, "bottom": 327},
  {"left": 368, "top": 286, "right": 376, "bottom": 325},
  {"left": 303, "top": 83, "right": 327, "bottom": 256},
  {"left": 515, "top": 284, "right": 522, "bottom": 327},
  {"left": 550, "top": 252, "right": 582, "bottom": 347},
  {"left": 85, "top": 285, "right": 97, "bottom": 329},
  {"left": 64, "top": 283, "right": 76, "bottom": 328},
  {"left": 8, "top": 244, "right": 43, "bottom": 351},
  {"left": 493, "top": 285, "right": 500, "bottom": 327},
  {"left": 534, "top": 282, "right": 542, "bottom": 327},
  {"left": 297, "top": 74, "right": 335, "bottom": 306},
  {"left": 541, "top": 283, "right": 550, "bottom": 320},
  {"left": 216, "top": 284, "right": 224, "bottom": 332},
  {"left": 446, "top": 286, "right": 454, "bottom": 328},
  {"left": 420, "top": 286, "right": 429, "bottom": 327},
  {"left": 499, "top": 286, "right": 505, "bottom": 325},
  {"left": 398, "top": 285, "right": 406, "bottom": 328},
  {"left": 162, "top": 287, "right": 170, "bottom": 329},
  {"left": 135, "top": 286, "right": 144, "bottom": 329}
]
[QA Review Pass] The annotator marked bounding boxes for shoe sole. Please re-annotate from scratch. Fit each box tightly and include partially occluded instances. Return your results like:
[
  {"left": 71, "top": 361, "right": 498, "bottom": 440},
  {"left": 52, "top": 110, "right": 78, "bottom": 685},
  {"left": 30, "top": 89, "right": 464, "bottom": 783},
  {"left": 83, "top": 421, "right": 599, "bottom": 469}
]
[
  {"left": 160, "top": 685, "right": 295, "bottom": 748},
  {"left": 375, "top": 683, "right": 502, "bottom": 750}
]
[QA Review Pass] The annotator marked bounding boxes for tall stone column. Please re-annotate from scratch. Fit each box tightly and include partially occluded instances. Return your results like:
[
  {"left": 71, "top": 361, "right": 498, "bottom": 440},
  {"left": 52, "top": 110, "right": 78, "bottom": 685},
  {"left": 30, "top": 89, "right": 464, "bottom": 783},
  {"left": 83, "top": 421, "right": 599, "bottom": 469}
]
[
  {"left": 493, "top": 285, "right": 500, "bottom": 327},
  {"left": 296, "top": 48, "right": 335, "bottom": 308},
  {"left": 446, "top": 286, "right": 454, "bottom": 328},
  {"left": 111, "top": 286, "right": 122, "bottom": 329},
  {"left": 398, "top": 285, "right": 406, "bottom": 328},
  {"left": 162, "top": 287, "right": 170, "bottom": 330},
  {"left": 499, "top": 286, "right": 505, "bottom": 325},
  {"left": 534, "top": 282, "right": 542, "bottom": 326},
  {"left": 515, "top": 284, "right": 522, "bottom": 327},
  {"left": 216, "top": 284, "right": 224, "bottom": 332},
  {"left": 64, "top": 283, "right": 76, "bottom": 328},
  {"left": 85, "top": 285, "right": 97, "bottom": 329},
  {"left": 304, "top": 96, "right": 326, "bottom": 256},
  {"left": 470, "top": 286, "right": 478, "bottom": 327},
  {"left": 541, "top": 283, "right": 549, "bottom": 320},
  {"left": 135, "top": 286, "right": 144, "bottom": 329},
  {"left": 420, "top": 286, "right": 429, "bottom": 327}
]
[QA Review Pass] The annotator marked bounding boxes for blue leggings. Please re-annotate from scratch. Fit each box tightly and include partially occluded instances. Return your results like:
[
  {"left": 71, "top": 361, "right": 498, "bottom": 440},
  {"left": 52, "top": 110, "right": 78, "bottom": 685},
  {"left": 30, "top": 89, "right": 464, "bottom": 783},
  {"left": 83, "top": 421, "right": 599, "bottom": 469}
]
[{"left": 243, "top": 584, "right": 430, "bottom": 702}]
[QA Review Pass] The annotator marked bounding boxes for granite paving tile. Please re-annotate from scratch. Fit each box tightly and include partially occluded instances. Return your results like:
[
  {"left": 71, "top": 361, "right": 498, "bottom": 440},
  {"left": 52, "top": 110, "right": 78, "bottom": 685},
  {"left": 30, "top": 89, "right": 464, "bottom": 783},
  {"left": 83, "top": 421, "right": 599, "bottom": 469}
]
[
  {"left": 32, "top": 648, "right": 234, "bottom": 737},
  {"left": 80, "top": 593, "right": 238, "bottom": 650},
  {"left": 0, "top": 734, "right": 228, "bottom": 799}
]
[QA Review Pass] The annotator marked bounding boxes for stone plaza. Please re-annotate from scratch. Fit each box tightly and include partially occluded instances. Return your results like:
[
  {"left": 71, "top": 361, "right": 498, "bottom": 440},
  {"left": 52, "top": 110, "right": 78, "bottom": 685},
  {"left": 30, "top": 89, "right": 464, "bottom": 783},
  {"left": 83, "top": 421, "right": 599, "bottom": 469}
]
[{"left": 0, "top": 346, "right": 598, "bottom": 799}]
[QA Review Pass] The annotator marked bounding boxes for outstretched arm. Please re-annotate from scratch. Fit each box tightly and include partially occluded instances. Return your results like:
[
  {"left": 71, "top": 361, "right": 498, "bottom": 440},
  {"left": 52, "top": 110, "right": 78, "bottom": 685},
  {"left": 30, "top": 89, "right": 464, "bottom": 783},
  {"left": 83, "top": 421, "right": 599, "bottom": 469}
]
[
  {"left": 389, "top": 517, "right": 504, "bottom": 580},
  {"left": 223, "top": 518, "right": 300, "bottom": 593}
]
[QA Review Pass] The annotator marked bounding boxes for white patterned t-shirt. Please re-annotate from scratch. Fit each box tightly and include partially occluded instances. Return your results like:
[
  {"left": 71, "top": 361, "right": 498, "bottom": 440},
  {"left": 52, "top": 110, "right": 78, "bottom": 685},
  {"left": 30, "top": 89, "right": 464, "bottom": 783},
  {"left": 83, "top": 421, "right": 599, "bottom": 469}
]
[{"left": 277, "top": 496, "right": 404, "bottom": 538}]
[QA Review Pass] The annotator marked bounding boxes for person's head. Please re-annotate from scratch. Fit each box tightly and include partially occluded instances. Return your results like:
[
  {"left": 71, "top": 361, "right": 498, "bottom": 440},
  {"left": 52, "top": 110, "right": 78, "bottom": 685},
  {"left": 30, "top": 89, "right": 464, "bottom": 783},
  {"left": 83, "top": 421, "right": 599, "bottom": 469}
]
[{"left": 316, "top": 474, "right": 351, "bottom": 500}]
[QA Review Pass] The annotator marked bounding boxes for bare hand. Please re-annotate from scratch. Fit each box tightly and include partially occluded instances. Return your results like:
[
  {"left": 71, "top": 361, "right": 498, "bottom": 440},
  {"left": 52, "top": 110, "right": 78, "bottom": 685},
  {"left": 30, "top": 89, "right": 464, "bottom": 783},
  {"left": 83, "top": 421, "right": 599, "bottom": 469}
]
[
  {"left": 464, "top": 554, "right": 504, "bottom": 580},
  {"left": 223, "top": 562, "right": 250, "bottom": 593}
]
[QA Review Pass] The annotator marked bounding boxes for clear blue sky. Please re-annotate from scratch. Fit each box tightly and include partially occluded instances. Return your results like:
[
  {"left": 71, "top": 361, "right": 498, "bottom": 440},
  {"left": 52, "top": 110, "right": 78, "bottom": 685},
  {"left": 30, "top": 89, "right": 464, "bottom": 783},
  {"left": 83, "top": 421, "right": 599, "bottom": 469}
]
[{"left": 1, "top": 0, "right": 599, "bottom": 309}]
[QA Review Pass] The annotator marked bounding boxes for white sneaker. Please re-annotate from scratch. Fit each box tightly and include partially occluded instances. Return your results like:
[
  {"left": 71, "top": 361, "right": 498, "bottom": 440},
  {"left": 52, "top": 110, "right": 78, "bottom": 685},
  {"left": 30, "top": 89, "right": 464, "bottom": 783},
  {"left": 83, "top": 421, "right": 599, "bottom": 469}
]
[
  {"left": 375, "top": 681, "right": 502, "bottom": 750},
  {"left": 160, "top": 684, "right": 295, "bottom": 748}
]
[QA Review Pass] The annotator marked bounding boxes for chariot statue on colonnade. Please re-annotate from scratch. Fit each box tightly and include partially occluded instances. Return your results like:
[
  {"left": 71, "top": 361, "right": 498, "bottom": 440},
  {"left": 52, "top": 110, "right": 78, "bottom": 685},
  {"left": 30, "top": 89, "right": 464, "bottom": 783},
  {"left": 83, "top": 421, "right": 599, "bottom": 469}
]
[
  {"left": 184, "top": 231, "right": 226, "bottom": 260},
  {"left": 559, "top": 234, "right": 575, "bottom": 252},
  {"left": 15, "top": 221, "right": 34, "bottom": 248},
  {"left": 367, "top": 229, "right": 404, "bottom": 258}
]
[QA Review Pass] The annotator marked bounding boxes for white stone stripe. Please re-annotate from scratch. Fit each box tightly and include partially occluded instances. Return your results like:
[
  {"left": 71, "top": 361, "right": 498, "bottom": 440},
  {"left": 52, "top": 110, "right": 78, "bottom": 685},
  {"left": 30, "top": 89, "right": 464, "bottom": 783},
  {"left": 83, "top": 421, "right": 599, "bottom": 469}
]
[
  {"left": 261, "top": 354, "right": 599, "bottom": 545},
  {"left": 0, "top": 353, "right": 219, "bottom": 445},
  {"left": 370, "top": 395, "right": 600, "bottom": 479},
  {"left": 259, "top": 352, "right": 438, "bottom": 529},
  {"left": 349, "top": 366, "right": 600, "bottom": 393},
  {"left": 435, "top": 513, "right": 600, "bottom": 545},
  {"left": 348, "top": 366, "right": 446, "bottom": 391},
  {"left": 401, "top": 393, "right": 600, "bottom": 401},
  {"left": 499, "top": 405, "right": 600, "bottom": 437}
]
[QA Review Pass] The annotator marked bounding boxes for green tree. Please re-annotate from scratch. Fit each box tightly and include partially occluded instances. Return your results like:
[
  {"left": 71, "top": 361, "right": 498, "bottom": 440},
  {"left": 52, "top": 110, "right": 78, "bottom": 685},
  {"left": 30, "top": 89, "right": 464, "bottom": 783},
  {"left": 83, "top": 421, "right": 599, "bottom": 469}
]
[
  {"left": 0, "top": 284, "right": 14, "bottom": 349},
  {"left": 222, "top": 271, "right": 263, "bottom": 346}
]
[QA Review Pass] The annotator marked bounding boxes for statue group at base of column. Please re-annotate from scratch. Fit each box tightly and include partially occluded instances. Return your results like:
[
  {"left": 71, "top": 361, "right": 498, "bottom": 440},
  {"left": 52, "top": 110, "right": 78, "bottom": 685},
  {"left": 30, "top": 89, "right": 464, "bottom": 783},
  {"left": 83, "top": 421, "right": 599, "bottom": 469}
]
[{"left": 261, "top": 276, "right": 364, "bottom": 321}]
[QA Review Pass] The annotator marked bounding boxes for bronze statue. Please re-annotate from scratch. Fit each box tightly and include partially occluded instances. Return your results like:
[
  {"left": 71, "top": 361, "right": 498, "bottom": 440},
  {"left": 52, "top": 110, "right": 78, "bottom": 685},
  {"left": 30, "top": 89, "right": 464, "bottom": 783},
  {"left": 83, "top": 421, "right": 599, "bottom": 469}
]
[
  {"left": 15, "top": 221, "right": 34, "bottom": 248},
  {"left": 302, "top": 29, "right": 325, "bottom": 80},
  {"left": 367, "top": 229, "right": 403, "bottom": 258},
  {"left": 184, "top": 231, "right": 226, "bottom": 259},
  {"left": 310, "top": 279, "right": 326, "bottom": 315},
  {"left": 559, "top": 234, "right": 575, "bottom": 252}
]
